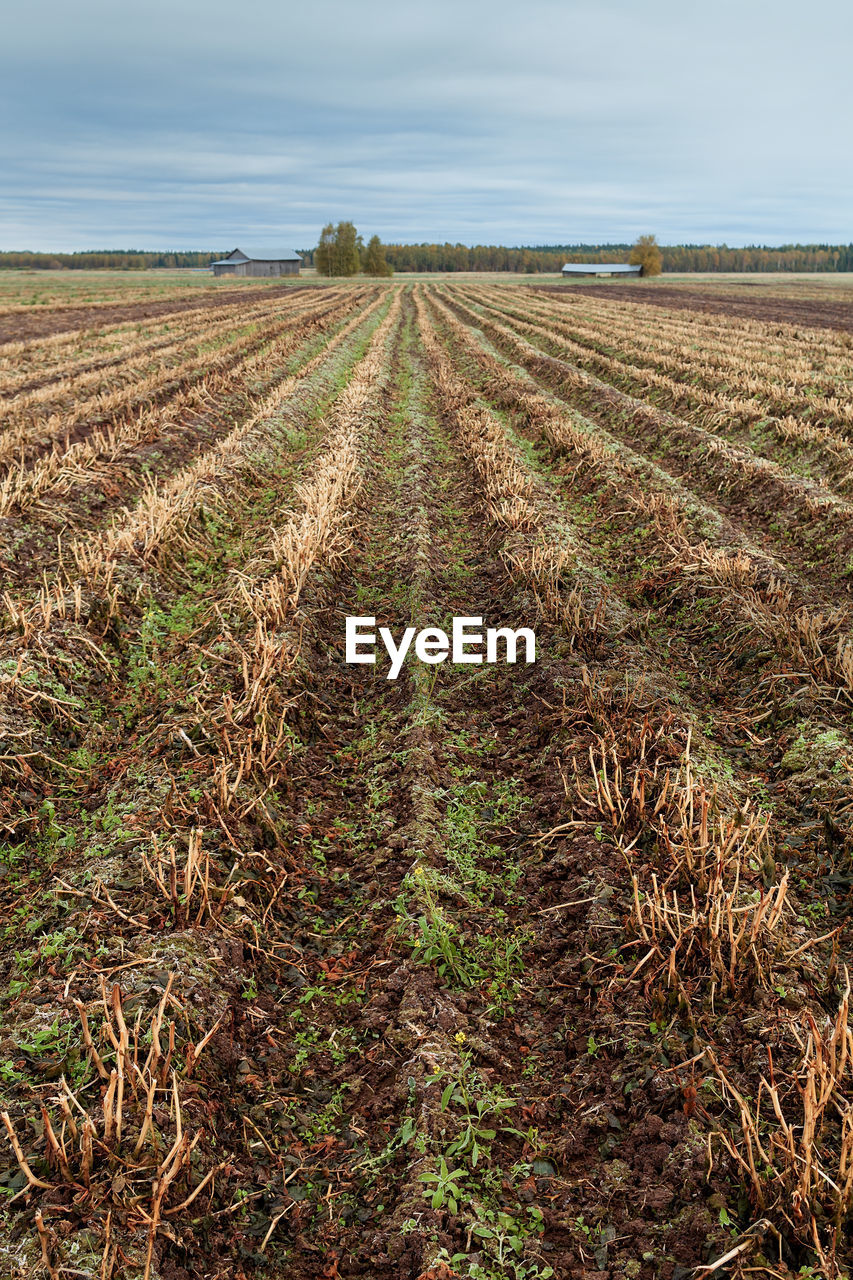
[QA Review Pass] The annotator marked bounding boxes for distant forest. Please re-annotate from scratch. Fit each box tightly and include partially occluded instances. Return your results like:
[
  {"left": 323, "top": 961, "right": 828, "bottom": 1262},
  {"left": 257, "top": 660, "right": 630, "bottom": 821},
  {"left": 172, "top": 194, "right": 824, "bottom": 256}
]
[
  {"left": 1, "top": 243, "right": 853, "bottom": 273},
  {"left": 380, "top": 242, "right": 853, "bottom": 273},
  {"left": 0, "top": 251, "right": 219, "bottom": 270}
]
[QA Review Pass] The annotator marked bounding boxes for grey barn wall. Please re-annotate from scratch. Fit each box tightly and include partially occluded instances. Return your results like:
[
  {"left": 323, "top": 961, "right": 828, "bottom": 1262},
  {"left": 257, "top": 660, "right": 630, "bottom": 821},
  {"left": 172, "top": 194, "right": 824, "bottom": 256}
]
[{"left": 212, "top": 260, "right": 299, "bottom": 277}]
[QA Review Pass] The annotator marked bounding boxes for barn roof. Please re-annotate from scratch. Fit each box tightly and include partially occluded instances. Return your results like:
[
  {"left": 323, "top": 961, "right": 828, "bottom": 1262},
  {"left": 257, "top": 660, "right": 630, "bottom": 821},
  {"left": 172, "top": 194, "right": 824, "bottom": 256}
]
[
  {"left": 561, "top": 262, "right": 640, "bottom": 273},
  {"left": 225, "top": 247, "right": 302, "bottom": 262}
]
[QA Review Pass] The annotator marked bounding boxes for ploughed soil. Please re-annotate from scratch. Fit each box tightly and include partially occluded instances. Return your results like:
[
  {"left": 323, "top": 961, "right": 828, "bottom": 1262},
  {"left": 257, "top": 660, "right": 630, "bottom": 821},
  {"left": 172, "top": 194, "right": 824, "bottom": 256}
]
[
  {"left": 0, "top": 283, "right": 316, "bottom": 345},
  {"left": 533, "top": 283, "right": 853, "bottom": 333},
  {"left": 2, "top": 286, "right": 852, "bottom": 1279}
]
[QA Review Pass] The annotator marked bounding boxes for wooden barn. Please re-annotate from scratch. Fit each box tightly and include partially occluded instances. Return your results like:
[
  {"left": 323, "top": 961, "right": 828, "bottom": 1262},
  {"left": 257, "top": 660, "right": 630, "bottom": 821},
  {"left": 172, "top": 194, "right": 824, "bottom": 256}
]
[
  {"left": 561, "top": 262, "right": 642, "bottom": 278},
  {"left": 211, "top": 247, "right": 302, "bottom": 278}
]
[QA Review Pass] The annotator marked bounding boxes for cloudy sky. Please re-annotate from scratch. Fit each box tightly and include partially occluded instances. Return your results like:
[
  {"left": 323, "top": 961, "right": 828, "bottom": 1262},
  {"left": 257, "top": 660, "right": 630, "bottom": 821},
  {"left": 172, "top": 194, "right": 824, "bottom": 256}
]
[{"left": 1, "top": 0, "right": 850, "bottom": 251}]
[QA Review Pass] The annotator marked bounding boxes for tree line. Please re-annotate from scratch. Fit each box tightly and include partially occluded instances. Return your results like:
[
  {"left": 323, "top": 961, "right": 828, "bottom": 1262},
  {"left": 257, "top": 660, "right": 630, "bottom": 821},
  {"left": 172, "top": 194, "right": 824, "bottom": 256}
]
[
  {"left": 660, "top": 244, "right": 853, "bottom": 273},
  {"left": 0, "top": 250, "right": 220, "bottom": 271},
  {"left": 2, "top": 240, "right": 853, "bottom": 274},
  {"left": 379, "top": 241, "right": 853, "bottom": 274}
]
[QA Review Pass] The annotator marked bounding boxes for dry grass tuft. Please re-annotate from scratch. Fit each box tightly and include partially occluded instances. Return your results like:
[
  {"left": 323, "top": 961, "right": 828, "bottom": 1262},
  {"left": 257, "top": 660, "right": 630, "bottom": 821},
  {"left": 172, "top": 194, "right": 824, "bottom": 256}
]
[{"left": 2, "top": 977, "right": 222, "bottom": 1280}]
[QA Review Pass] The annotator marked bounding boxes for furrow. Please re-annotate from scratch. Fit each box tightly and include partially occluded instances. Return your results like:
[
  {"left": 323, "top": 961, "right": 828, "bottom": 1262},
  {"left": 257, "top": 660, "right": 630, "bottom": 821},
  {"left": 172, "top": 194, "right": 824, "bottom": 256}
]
[{"left": 445, "top": 287, "right": 853, "bottom": 598}]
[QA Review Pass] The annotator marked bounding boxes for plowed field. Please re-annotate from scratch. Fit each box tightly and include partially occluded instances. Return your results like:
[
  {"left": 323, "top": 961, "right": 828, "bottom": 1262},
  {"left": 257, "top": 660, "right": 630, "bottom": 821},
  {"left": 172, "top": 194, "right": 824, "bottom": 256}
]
[
  {"left": 536, "top": 282, "right": 853, "bottom": 333},
  {"left": 1, "top": 280, "right": 852, "bottom": 1280}
]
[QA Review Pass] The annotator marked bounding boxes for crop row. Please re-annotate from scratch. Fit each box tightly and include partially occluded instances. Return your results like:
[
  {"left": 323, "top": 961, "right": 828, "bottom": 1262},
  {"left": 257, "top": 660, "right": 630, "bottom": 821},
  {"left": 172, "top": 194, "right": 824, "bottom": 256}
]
[
  {"left": 543, "top": 291, "right": 853, "bottom": 391},
  {"left": 420, "top": 284, "right": 853, "bottom": 1270},
  {"left": 0, "top": 293, "right": 371, "bottom": 520},
  {"left": 0, "top": 288, "right": 341, "bottom": 405},
  {"left": 0, "top": 290, "right": 364, "bottom": 475},
  {"left": 0, "top": 289, "right": 404, "bottom": 1276},
  {"left": 484, "top": 286, "right": 853, "bottom": 436},
  {"left": 542, "top": 288, "right": 853, "bottom": 378},
  {"left": 468, "top": 285, "right": 853, "bottom": 468},
  {"left": 0, "top": 289, "right": 399, "bottom": 872},
  {"left": 0, "top": 291, "right": 300, "bottom": 400},
  {"left": 2, "top": 282, "right": 852, "bottom": 1277},
  {"left": 468, "top": 286, "right": 853, "bottom": 490},
  {"left": 47, "top": 290, "right": 389, "bottom": 587},
  {"left": 442, "top": 287, "right": 853, "bottom": 594},
  {"left": 427, "top": 291, "right": 853, "bottom": 721},
  {"left": 0, "top": 286, "right": 315, "bottom": 383},
  {"left": 541, "top": 285, "right": 853, "bottom": 367}
]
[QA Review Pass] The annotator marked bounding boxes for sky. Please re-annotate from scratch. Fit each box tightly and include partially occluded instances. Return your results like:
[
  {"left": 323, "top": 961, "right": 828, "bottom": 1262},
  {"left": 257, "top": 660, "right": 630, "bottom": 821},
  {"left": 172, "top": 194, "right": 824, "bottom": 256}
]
[{"left": 1, "top": 0, "right": 851, "bottom": 251}]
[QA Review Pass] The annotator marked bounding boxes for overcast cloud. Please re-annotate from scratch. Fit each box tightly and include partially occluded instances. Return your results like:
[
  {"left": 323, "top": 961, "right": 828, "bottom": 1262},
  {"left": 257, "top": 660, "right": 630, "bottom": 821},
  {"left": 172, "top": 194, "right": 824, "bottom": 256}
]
[{"left": 1, "top": 0, "right": 850, "bottom": 250}]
